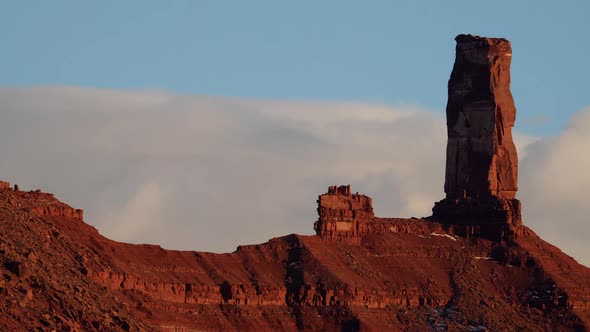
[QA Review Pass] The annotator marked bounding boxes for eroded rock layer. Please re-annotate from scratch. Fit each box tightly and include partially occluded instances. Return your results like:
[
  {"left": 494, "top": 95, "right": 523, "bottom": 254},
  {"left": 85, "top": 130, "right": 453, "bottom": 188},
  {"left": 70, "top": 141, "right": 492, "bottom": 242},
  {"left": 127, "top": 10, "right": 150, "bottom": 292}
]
[
  {"left": 1, "top": 185, "right": 589, "bottom": 331},
  {"left": 433, "top": 34, "right": 522, "bottom": 238},
  {"left": 314, "top": 185, "right": 374, "bottom": 241}
]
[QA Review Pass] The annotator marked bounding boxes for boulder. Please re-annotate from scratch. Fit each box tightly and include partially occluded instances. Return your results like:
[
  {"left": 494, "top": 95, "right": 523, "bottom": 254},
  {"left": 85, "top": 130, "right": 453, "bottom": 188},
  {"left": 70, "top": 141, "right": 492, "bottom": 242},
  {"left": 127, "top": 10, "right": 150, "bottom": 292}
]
[{"left": 0, "top": 181, "right": 10, "bottom": 190}]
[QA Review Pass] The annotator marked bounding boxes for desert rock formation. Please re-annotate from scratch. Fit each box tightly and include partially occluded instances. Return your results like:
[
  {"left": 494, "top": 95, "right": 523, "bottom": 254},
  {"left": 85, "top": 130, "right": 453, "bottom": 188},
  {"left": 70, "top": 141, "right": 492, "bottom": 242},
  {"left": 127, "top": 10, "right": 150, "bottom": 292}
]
[
  {"left": 1, "top": 182, "right": 589, "bottom": 331},
  {"left": 1, "top": 35, "right": 590, "bottom": 331},
  {"left": 444, "top": 34, "right": 518, "bottom": 200},
  {"left": 314, "top": 185, "right": 374, "bottom": 241},
  {"left": 433, "top": 34, "right": 522, "bottom": 241}
]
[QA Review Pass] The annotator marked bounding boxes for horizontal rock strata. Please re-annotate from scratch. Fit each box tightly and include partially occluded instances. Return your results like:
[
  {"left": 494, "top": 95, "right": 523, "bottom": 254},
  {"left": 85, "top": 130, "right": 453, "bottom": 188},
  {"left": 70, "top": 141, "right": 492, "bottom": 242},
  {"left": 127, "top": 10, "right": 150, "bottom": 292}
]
[{"left": 314, "top": 185, "right": 374, "bottom": 242}]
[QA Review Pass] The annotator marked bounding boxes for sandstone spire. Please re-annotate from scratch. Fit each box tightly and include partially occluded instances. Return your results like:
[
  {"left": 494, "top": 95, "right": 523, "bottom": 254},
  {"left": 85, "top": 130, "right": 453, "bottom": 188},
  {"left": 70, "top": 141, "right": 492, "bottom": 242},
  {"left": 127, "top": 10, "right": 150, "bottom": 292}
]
[
  {"left": 444, "top": 34, "right": 518, "bottom": 200},
  {"left": 433, "top": 34, "right": 522, "bottom": 240}
]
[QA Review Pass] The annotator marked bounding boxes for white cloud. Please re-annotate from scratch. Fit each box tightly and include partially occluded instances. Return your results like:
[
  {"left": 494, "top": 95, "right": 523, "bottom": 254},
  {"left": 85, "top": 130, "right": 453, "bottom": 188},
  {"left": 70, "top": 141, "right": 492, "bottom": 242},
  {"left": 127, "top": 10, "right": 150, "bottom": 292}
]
[
  {"left": 0, "top": 86, "right": 587, "bottom": 267},
  {"left": 0, "top": 87, "right": 447, "bottom": 253},
  {"left": 519, "top": 107, "right": 590, "bottom": 266},
  {"left": 98, "top": 181, "right": 168, "bottom": 243}
]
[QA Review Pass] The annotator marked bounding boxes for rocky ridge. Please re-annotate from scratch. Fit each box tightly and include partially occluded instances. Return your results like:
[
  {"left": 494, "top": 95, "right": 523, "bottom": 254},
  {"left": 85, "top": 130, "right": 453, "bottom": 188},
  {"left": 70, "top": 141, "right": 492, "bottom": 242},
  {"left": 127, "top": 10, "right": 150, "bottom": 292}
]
[{"left": 1, "top": 184, "right": 589, "bottom": 331}]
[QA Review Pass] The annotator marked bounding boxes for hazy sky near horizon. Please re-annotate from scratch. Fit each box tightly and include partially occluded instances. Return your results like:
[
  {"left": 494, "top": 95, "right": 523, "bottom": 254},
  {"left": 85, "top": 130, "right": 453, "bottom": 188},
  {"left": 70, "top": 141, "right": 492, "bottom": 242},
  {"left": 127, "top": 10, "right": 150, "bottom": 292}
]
[{"left": 1, "top": 4, "right": 590, "bottom": 265}]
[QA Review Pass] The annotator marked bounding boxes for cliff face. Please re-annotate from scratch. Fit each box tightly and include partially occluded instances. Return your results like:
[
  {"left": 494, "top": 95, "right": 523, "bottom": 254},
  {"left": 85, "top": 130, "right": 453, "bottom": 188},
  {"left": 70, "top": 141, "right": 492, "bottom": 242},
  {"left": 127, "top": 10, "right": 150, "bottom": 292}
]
[
  {"left": 443, "top": 34, "right": 518, "bottom": 201},
  {"left": 433, "top": 34, "right": 522, "bottom": 241},
  {"left": 1, "top": 35, "right": 590, "bottom": 332}
]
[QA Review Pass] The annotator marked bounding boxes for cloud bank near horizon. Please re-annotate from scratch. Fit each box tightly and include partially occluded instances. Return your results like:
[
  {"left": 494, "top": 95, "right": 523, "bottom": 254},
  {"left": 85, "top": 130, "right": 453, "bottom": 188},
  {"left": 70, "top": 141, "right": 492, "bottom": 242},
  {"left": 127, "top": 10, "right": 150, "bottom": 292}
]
[{"left": 0, "top": 86, "right": 587, "bottom": 265}]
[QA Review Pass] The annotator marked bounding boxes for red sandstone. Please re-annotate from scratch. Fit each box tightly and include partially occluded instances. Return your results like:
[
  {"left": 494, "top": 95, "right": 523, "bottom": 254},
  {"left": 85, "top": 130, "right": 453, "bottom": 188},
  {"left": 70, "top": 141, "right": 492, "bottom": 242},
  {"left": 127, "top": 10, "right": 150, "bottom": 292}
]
[
  {"left": 433, "top": 34, "right": 522, "bottom": 241},
  {"left": 0, "top": 186, "right": 589, "bottom": 331}
]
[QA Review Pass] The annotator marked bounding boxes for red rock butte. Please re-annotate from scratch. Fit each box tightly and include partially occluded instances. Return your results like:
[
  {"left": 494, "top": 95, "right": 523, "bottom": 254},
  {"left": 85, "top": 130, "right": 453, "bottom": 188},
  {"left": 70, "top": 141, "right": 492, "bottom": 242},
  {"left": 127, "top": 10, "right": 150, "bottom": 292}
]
[{"left": 1, "top": 35, "right": 590, "bottom": 331}]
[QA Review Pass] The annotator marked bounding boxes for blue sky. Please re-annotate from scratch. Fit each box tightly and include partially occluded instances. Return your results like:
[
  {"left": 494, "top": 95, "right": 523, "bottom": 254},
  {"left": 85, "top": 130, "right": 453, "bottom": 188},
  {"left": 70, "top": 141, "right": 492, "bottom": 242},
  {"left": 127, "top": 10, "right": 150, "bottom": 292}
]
[{"left": 1, "top": 1, "right": 588, "bottom": 136}]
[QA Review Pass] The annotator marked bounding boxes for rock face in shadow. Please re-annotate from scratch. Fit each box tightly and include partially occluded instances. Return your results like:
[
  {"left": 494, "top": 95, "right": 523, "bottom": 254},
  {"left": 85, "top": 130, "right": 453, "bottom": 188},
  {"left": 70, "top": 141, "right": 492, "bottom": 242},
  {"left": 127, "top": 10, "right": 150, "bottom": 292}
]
[
  {"left": 433, "top": 34, "right": 522, "bottom": 241},
  {"left": 443, "top": 34, "right": 518, "bottom": 200}
]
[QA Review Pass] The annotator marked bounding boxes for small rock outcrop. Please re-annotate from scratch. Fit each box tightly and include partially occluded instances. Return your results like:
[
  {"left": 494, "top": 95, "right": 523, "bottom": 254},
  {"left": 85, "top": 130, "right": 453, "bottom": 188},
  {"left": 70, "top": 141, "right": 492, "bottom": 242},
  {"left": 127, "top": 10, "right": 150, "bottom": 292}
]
[
  {"left": 314, "top": 185, "right": 374, "bottom": 241},
  {"left": 0, "top": 181, "right": 10, "bottom": 190},
  {"left": 432, "top": 34, "right": 522, "bottom": 240}
]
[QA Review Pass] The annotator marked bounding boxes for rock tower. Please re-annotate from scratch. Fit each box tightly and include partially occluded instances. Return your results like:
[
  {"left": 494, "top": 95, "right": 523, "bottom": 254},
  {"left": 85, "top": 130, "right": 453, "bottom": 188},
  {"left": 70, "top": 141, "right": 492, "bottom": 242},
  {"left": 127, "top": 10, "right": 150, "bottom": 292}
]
[
  {"left": 432, "top": 34, "right": 522, "bottom": 240},
  {"left": 314, "top": 185, "right": 374, "bottom": 241}
]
